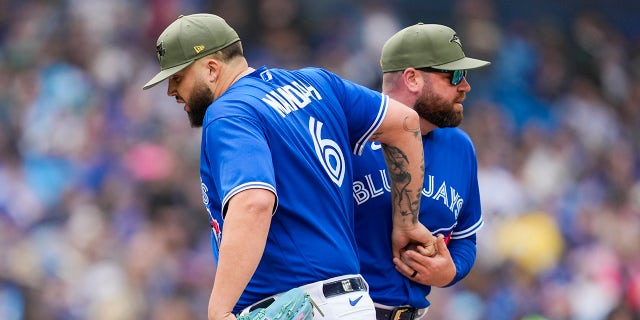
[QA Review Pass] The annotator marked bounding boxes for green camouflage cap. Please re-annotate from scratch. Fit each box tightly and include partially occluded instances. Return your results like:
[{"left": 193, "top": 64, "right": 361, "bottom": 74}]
[
  {"left": 143, "top": 14, "right": 240, "bottom": 90},
  {"left": 380, "top": 23, "right": 490, "bottom": 72}
]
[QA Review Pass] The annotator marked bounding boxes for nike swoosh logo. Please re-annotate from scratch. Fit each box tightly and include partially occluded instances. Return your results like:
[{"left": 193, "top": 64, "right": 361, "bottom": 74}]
[
  {"left": 371, "top": 142, "right": 381, "bottom": 150},
  {"left": 349, "top": 295, "right": 363, "bottom": 306}
]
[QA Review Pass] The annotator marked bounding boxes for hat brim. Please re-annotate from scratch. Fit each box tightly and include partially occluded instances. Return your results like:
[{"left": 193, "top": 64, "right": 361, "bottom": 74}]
[
  {"left": 432, "top": 57, "right": 490, "bottom": 71},
  {"left": 142, "top": 60, "right": 194, "bottom": 90}
]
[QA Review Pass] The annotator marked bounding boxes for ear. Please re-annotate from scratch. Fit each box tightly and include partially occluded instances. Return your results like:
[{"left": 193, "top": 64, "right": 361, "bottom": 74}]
[
  {"left": 203, "top": 57, "right": 221, "bottom": 83},
  {"left": 402, "top": 68, "right": 423, "bottom": 94}
]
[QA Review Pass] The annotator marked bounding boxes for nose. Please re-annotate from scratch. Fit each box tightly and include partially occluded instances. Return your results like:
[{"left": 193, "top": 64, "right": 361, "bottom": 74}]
[
  {"left": 167, "top": 78, "right": 177, "bottom": 97},
  {"left": 458, "top": 76, "right": 471, "bottom": 92}
]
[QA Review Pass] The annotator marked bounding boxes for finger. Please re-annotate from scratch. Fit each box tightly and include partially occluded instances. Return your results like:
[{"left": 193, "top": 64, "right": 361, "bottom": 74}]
[
  {"left": 392, "top": 248, "right": 400, "bottom": 260},
  {"left": 417, "top": 244, "right": 436, "bottom": 257},
  {"left": 393, "top": 256, "right": 415, "bottom": 277},
  {"left": 435, "top": 234, "right": 449, "bottom": 255},
  {"left": 395, "top": 264, "right": 417, "bottom": 280},
  {"left": 401, "top": 246, "right": 423, "bottom": 260},
  {"left": 400, "top": 249, "right": 429, "bottom": 273}
]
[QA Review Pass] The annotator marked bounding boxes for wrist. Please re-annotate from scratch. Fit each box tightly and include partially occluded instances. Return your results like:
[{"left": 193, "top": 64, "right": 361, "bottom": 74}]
[{"left": 209, "top": 311, "right": 235, "bottom": 320}]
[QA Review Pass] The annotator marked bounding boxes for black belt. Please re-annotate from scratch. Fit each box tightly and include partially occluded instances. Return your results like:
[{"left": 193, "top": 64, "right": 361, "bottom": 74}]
[
  {"left": 322, "top": 276, "right": 367, "bottom": 298},
  {"left": 249, "top": 276, "right": 367, "bottom": 312},
  {"left": 376, "top": 306, "right": 419, "bottom": 320}
]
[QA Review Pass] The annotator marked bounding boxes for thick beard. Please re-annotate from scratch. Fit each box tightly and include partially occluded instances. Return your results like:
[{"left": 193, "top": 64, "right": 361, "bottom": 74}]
[
  {"left": 413, "top": 89, "right": 463, "bottom": 128},
  {"left": 187, "top": 80, "right": 214, "bottom": 128}
]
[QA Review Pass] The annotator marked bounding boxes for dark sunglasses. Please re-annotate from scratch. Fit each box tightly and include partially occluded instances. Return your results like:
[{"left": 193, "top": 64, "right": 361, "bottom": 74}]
[{"left": 417, "top": 67, "right": 467, "bottom": 86}]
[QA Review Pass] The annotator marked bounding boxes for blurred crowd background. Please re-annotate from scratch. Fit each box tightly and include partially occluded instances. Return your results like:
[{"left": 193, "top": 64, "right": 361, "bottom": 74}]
[{"left": 0, "top": 0, "right": 639, "bottom": 319}]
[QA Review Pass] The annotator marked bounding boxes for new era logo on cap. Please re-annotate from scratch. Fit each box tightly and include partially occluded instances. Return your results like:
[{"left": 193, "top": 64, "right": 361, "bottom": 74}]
[{"left": 143, "top": 14, "right": 241, "bottom": 90}]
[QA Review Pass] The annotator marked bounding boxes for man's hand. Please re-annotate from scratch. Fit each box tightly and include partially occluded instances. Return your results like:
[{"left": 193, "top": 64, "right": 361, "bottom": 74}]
[
  {"left": 393, "top": 234, "right": 456, "bottom": 287},
  {"left": 391, "top": 221, "right": 436, "bottom": 260}
]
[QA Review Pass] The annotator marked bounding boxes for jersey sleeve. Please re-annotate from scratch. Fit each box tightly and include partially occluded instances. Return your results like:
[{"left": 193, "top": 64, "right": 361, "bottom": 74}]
[
  {"left": 451, "top": 134, "right": 484, "bottom": 240},
  {"left": 202, "top": 113, "right": 278, "bottom": 218},
  {"left": 446, "top": 235, "right": 477, "bottom": 286}
]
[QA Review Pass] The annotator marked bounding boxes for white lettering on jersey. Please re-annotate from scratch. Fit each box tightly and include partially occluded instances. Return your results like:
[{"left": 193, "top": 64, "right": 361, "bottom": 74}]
[
  {"left": 201, "top": 179, "right": 222, "bottom": 261},
  {"left": 422, "top": 175, "right": 435, "bottom": 197},
  {"left": 262, "top": 81, "right": 322, "bottom": 117},
  {"left": 309, "top": 117, "right": 345, "bottom": 186},
  {"left": 365, "top": 173, "right": 384, "bottom": 197},
  {"left": 449, "top": 187, "right": 461, "bottom": 213},
  {"left": 433, "top": 181, "right": 449, "bottom": 206},
  {"left": 353, "top": 170, "right": 464, "bottom": 214},
  {"left": 353, "top": 181, "right": 368, "bottom": 204},
  {"left": 453, "top": 197, "right": 463, "bottom": 219},
  {"left": 201, "top": 179, "right": 209, "bottom": 205},
  {"left": 353, "top": 170, "right": 390, "bottom": 205}
]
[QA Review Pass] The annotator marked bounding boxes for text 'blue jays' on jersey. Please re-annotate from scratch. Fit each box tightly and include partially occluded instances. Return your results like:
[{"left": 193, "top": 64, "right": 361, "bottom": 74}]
[
  {"left": 353, "top": 127, "right": 483, "bottom": 309},
  {"left": 199, "top": 66, "right": 389, "bottom": 312}
]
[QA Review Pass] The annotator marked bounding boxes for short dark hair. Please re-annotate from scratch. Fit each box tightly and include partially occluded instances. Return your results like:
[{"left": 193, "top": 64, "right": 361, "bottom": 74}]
[{"left": 212, "top": 41, "right": 243, "bottom": 63}]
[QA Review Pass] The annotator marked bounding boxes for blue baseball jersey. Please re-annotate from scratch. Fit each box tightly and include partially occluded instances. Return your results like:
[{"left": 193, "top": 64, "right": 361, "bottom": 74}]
[
  {"left": 199, "top": 66, "right": 389, "bottom": 312},
  {"left": 353, "top": 127, "right": 483, "bottom": 308}
]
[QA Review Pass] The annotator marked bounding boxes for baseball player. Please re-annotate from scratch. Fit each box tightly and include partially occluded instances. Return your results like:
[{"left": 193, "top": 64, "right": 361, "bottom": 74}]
[
  {"left": 143, "top": 14, "right": 433, "bottom": 320},
  {"left": 353, "top": 23, "right": 489, "bottom": 319}
]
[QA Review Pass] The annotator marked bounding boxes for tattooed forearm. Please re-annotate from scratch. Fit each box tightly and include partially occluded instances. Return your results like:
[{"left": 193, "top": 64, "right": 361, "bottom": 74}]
[
  {"left": 382, "top": 145, "right": 421, "bottom": 224},
  {"left": 372, "top": 114, "right": 423, "bottom": 225}
]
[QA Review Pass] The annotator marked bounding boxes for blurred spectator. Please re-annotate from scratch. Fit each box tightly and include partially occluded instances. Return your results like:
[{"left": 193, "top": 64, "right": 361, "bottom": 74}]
[{"left": 0, "top": 1, "right": 639, "bottom": 319}]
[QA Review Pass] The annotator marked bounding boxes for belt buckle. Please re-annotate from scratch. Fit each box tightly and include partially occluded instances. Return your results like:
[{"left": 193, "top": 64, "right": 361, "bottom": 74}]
[
  {"left": 341, "top": 279, "right": 354, "bottom": 292},
  {"left": 391, "top": 306, "right": 415, "bottom": 320},
  {"left": 323, "top": 276, "right": 365, "bottom": 298}
]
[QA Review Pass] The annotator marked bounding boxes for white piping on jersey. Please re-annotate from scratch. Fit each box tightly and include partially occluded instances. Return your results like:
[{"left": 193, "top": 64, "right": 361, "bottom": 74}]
[
  {"left": 450, "top": 219, "right": 484, "bottom": 240},
  {"left": 221, "top": 181, "right": 278, "bottom": 219},
  {"left": 428, "top": 218, "right": 482, "bottom": 240},
  {"left": 429, "top": 225, "right": 455, "bottom": 236},
  {"left": 354, "top": 94, "right": 388, "bottom": 156}
]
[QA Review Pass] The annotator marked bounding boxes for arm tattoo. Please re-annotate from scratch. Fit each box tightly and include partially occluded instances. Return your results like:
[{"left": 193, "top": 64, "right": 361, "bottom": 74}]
[
  {"left": 373, "top": 116, "right": 422, "bottom": 224},
  {"left": 382, "top": 145, "right": 421, "bottom": 224},
  {"left": 403, "top": 116, "right": 421, "bottom": 138}
]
